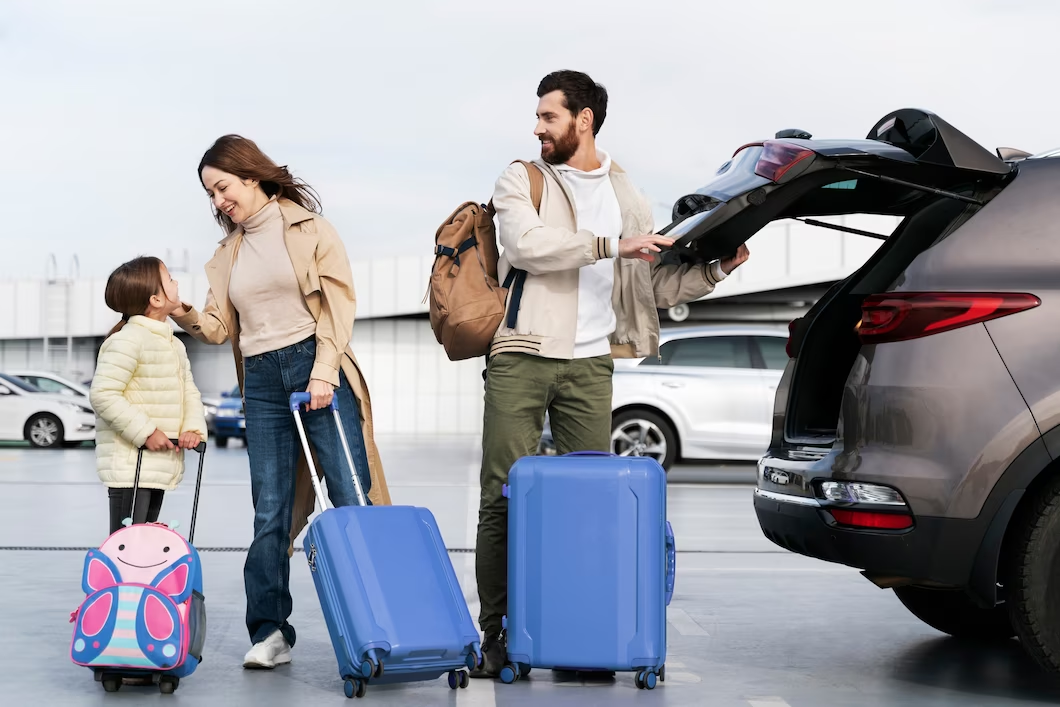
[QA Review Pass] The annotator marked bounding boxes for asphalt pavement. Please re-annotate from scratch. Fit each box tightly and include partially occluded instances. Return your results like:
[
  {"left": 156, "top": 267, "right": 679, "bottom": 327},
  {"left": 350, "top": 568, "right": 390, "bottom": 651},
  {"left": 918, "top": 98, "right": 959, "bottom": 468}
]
[{"left": 3, "top": 436, "right": 1060, "bottom": 706}]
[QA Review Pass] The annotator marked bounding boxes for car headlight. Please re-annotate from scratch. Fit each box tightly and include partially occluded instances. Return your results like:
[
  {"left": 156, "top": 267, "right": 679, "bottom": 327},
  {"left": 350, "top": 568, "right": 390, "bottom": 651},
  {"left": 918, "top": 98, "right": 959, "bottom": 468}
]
[
  {"left": 204, "top": 404, "right": 218, "bottom": 416},
  {"left": 63, "top": 402, "right": 93, "bottom": 415},
  {"left": 217, "top": 408, "right": 239, "bottom": 418}
]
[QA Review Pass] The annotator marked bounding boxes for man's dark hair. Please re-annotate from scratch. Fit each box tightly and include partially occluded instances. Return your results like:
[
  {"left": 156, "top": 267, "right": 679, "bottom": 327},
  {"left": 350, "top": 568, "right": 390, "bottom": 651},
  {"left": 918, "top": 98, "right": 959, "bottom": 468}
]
[{"left": 537, "top": 70, "right": 608, "bottom": 136}]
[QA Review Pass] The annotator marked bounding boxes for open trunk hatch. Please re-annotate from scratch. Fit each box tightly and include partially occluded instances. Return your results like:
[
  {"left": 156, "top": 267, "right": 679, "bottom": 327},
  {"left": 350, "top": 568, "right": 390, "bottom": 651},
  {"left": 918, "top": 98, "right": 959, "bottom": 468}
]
[{"left": 659, "top": 108, "right": 1013, "bottom": 263}]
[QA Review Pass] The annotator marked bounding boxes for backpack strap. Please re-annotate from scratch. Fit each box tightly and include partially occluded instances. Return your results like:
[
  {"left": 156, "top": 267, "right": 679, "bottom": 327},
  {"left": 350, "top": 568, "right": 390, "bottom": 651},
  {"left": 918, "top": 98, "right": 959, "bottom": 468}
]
[
  {"left": 485, "top": 160, "right": 545, "bottom": 215},
  {"left": 480, "top": 160, "right": 544, "bottom": 332},
  {"left": 512, "top": 160, "right": 544, "bottom": 212}
]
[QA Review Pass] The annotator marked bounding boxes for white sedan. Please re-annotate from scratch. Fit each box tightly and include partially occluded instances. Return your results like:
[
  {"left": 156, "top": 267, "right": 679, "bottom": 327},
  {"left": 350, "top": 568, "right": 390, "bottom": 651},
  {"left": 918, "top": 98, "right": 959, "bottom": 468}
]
[
  {"left": 0, "top": 373, "right": 96, "bottom": 448},
  {"left": 538, "top": 324, "right": 789, "bottom": 469},
  {"left": 7, "top": 370, "right": 92, "bottom": 400}
]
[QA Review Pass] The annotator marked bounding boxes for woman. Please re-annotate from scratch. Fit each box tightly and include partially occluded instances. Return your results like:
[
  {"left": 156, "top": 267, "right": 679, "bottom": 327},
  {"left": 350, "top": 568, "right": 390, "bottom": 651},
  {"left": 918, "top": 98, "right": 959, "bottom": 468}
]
[{"left": 172, "top": 134, "right": 391, "bottom": 670}]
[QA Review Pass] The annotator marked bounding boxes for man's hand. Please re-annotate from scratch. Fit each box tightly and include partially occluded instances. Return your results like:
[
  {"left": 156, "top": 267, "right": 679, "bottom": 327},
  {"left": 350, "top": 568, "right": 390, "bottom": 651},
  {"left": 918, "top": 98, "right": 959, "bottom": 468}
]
[
  {"left": 307, "top": 378, "right": 335, "bottom": 411},
  {"left": 720, "top": 244, "right": 750, "bottom": 274},
  {"left": 178, "top": 431, "right": 202, "bottom": 450},
  {"left": 619, "top": 234, "right": 675, "bottom": 263},
  {"left": 144, "top": 429, "right": 175, "bottom": 452}
]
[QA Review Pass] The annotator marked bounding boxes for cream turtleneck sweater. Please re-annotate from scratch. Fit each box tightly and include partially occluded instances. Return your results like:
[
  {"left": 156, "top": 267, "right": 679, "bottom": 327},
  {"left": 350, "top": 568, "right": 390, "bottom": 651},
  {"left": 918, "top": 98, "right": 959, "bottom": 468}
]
[{"left": 228, "top": 199, "right": 317, "bottom": 357}]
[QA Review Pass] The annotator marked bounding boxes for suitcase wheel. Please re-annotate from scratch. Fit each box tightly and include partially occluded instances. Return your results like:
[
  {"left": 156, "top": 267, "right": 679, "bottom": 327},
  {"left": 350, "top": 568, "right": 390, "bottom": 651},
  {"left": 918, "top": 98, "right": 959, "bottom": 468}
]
[
  {"left": 101, "top": 675, "right": 122, "bottom": 693},
  {"left": 360, "top": 651, "right": 384, "bottom": 678},
  {"left": 635, "top": 669, "right": 658, "bottom": 690},
  {"left": 499, "top": 663, "right": 520, "bottom": 684},
  {"left": 159, "top": 676, "right": 179, "bottom": 694},
  {"left": 344, "top": 677, "right": 367, "bottom": 699}
]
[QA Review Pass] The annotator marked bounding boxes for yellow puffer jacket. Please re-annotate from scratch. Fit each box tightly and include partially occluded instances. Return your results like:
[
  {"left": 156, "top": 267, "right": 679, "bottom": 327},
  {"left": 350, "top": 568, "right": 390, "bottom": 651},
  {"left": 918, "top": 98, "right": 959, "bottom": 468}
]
[{"left": 89, "top": 315, "right": 208, "bottom": 490}]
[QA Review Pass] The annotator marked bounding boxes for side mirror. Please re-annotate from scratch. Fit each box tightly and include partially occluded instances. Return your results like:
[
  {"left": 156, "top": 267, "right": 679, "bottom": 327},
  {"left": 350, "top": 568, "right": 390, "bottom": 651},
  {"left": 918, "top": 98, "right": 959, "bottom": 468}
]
[
  {"left": 0, "top": 385, "right": 10, "bottom": 395},
  {"left": 220, "top": 390, "right": 231, "bottom": 398}
]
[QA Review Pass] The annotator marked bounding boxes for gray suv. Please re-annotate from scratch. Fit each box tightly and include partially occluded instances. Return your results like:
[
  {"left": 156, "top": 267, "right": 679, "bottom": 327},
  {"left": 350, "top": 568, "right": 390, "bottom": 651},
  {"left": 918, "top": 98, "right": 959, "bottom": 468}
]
[{"left": 663, "top": 109, "right": 1060, "bottom": 673}]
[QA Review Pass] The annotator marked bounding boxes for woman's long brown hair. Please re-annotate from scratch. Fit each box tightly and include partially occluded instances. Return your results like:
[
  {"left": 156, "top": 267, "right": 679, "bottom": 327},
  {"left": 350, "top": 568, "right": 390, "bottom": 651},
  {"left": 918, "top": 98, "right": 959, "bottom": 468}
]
[
  {"left": 198, "top": 134, "right": 322, "bottom": 233},
  {"left": 104, "top": 256, "right": 164, "bottom": 337}
]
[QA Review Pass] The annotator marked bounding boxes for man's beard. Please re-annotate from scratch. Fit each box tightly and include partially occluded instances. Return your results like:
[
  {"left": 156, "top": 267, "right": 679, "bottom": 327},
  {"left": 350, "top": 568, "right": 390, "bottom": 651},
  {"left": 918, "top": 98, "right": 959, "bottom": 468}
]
[{"left": 540, "top": 121, "right": 579, "bottom": 165}]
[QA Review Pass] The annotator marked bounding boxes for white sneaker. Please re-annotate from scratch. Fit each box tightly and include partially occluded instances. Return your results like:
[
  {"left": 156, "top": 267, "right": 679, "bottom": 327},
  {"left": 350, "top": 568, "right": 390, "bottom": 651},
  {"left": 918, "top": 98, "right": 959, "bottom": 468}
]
[{"left": 243, "top": 629, "right": 292, "bottom": 669}]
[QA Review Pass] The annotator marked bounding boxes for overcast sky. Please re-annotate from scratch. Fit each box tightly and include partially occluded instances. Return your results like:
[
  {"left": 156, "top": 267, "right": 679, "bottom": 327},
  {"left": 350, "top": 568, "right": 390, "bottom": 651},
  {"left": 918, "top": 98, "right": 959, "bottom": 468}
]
[{"left": 2, "top": 0, "right": 1058, "bottom": 280}]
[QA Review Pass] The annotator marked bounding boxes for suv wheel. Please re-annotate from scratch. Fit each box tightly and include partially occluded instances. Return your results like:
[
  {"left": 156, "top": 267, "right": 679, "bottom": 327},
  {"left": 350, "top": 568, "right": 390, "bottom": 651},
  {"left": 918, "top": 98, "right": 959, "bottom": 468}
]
[
  {"left": 1008, "top": 475, "right": 1060, "bottom": 672},
  {"left": 893, "top": 585, "right": 1014, "bottom": 641},
  {"left": 610, "top": 410, "right": 677, "bottom": 470}
]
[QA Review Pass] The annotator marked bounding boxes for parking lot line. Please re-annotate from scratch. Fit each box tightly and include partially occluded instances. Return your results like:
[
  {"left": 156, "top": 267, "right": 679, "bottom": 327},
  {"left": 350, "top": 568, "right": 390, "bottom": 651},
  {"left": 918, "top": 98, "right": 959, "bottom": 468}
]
[
  {"left": 747, "top": 699, "right": 792, "bottom": 707},
  {"left": 668, "top": 607, "right": 709, "bottom": 636}
]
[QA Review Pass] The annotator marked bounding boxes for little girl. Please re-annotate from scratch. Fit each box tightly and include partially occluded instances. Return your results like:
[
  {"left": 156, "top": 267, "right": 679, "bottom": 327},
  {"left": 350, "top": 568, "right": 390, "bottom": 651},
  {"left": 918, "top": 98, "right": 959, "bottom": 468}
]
[{"left": 90, "top": 256, "right": 208, "bottom": 534}]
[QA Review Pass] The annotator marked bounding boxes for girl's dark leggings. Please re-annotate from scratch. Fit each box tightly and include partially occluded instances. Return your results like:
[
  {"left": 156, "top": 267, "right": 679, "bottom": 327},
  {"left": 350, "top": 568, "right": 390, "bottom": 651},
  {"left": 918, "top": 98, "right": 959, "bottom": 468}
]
[{"left": 108, "top": 487, "right": 165, "bottom": 535}]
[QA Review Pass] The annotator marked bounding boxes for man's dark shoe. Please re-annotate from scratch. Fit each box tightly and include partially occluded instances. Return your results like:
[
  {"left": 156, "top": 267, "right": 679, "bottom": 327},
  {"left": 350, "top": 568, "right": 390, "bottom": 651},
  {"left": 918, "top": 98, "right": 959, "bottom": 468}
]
[{"left": 469, "top": 631, "right": 506, "bottom": 678}]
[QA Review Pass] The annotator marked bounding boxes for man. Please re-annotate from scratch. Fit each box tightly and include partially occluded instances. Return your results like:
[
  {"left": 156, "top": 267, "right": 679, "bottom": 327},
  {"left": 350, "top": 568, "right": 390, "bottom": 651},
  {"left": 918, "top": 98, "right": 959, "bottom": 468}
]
[{"left": 471, "top": 70, "right": 750, "bottom": 678}]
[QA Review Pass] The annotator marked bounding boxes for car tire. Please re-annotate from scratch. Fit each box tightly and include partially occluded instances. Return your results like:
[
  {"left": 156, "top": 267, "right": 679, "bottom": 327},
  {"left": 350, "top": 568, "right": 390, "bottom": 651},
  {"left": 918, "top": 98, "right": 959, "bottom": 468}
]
[
  {"left": 215, "top": 436, "right": 229, "bottom": 448},
  {"left": 893, "top": 585, "right": 1014, "bottom": 641},
  {"left": 610, "top": 409, "right": 677, "bottom": 471},
  {"left": 26, "top": 413, "right": 64, "bottom": 449},
  {"left": 1008, "top": 475, "right": 1060, "bottom": 672}
]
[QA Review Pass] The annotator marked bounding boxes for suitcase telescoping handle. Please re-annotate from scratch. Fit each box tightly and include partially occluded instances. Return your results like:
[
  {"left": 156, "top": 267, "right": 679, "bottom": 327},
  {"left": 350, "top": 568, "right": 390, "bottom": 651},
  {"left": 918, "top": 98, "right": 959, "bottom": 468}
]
[
  {"left": 289, "top": 392, "right": 369, "bottom": 511},
  {"left": 132, "top": 438, "right": 208, "bottom": 543}
]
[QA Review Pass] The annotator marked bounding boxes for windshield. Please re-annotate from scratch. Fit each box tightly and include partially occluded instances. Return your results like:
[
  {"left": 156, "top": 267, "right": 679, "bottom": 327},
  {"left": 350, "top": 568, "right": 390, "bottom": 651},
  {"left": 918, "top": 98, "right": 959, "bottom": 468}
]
[{"left": 0, "top": 373, "right": 42, "bottom": 392}]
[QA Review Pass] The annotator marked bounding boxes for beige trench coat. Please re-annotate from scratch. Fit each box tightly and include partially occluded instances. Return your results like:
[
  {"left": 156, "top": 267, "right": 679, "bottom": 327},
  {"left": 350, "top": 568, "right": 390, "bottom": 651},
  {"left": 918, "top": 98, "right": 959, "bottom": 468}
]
[{"left": 173, "top": 198, "right": 391, "bottom": 553}]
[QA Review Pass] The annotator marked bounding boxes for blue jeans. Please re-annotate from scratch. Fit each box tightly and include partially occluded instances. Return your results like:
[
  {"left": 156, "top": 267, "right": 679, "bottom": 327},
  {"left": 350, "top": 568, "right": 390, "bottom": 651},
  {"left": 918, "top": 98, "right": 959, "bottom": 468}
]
[{"left": 241, "top": 336, "right": 372, "bottom": 647}]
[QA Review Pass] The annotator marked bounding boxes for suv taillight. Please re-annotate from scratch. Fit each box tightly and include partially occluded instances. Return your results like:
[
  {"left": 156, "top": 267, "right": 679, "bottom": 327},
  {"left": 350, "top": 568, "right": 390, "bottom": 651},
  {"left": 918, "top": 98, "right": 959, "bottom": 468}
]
[
  {"left": 754, "top": 140, "right": 815, "bottom": 183},
  {"left": 858, "top": 292, "right": 1041, "bottom": 345}
]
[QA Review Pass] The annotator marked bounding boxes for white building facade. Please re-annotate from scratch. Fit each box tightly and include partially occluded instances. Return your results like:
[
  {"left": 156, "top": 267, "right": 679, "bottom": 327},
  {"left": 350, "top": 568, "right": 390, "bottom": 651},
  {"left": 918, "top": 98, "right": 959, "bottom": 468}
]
[{"left": 0, "top": 215, "right": 893, "bottom": 434}]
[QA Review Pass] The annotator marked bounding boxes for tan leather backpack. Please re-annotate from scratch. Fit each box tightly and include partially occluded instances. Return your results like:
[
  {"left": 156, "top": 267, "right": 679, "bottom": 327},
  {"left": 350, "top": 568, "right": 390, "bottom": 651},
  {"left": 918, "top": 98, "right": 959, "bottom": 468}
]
[{"left": 428, "top": 161, "right": 544, "bottom": 361}]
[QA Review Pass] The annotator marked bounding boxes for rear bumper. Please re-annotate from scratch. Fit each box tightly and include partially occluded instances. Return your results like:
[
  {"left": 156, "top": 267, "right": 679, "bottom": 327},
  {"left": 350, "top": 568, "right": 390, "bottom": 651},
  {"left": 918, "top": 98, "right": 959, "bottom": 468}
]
[
  {"left": 213, "top": 418, "right": 246, "bottom": 437},
  {"left": 753, "top": 489, "right": 981, "bottom": 587}
]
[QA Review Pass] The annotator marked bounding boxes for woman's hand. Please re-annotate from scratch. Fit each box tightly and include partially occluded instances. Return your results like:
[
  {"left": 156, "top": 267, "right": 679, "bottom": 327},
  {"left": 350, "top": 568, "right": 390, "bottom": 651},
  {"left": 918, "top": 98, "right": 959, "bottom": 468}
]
[
  {"left": 307, "top": 378, "right": 335, "bottom": 411},
  {"left": 144, "top": 429, "right": 175, "bottom": 451},
  {"left": 179, "top": 431, "right": 202, "bottom": 449}
]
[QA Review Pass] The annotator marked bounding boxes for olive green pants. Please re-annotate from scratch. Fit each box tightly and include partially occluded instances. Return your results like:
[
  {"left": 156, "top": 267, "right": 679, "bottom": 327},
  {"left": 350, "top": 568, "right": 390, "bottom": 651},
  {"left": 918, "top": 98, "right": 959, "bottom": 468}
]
[{"left": 474, "top": 352, "right": 614, "bottom": 636}]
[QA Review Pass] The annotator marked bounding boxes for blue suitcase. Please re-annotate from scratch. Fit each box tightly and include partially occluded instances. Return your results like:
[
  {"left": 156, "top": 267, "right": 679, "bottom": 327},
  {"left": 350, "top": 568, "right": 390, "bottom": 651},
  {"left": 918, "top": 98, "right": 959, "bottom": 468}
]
[
  {"left": 290, "top": 393, "right": 482, "bottom": 699},
  {"left": 500, "top": 451, "right": 675, "bottom": 690}
]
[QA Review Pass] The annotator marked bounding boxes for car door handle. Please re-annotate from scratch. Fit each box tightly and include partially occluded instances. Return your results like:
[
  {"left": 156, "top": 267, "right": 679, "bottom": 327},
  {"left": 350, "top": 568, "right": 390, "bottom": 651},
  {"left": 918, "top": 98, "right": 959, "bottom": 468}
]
[{"left": 662, "top": 381, "right": 685, "bottom": 389}]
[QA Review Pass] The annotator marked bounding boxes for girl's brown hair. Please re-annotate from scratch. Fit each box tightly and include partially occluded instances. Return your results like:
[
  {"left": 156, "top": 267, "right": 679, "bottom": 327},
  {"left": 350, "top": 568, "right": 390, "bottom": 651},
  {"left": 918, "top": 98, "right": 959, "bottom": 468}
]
[
  {"left": 198, "top": 134, "right": 322, "bottom": 233},
  {"left": 104, "top": 256, "right": 164, "bottom": 337}
]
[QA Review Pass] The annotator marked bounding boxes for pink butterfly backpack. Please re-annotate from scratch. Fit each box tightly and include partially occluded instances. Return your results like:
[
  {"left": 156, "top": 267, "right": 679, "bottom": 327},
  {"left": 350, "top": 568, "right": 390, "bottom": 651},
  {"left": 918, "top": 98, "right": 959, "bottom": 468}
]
[{"left": 70, "top": 442, "right": 207, "bottom": 694}]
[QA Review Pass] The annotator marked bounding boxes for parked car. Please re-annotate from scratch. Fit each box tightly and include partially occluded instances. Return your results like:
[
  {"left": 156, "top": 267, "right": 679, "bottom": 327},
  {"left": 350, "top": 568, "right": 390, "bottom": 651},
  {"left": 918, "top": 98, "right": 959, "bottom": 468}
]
[
  {"left": 7, "top": 370, "right": 91, "bottom": 400},
  {"left": 669, "top": 107, "right": 1060, "bottom": 672},
  {"left": 0, "top": 373, "right": 95, "bottom": 448},
  {"left": 201, "top": 395, "right": 220, "bottom": 436},
  {"left": 538, "top": 325, "right": 788, "bottom": 469},
  {"left": 213, "top": 385, "right": 245, "bottom": 448}
]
